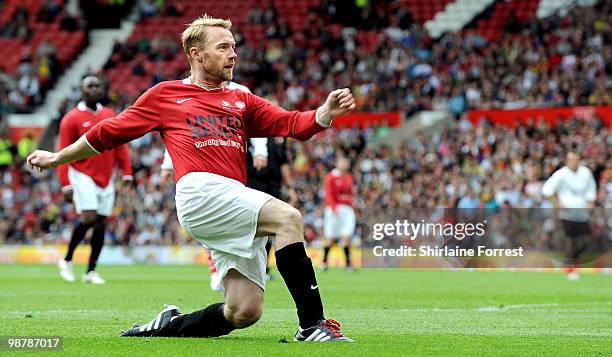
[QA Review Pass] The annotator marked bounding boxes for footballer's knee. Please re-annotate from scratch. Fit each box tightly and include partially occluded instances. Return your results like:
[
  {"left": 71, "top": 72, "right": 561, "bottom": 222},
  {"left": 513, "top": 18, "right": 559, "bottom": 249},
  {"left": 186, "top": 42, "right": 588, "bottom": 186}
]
[
  {"left": 223, "top": 269, "right": 264, "bottom": 328},
  {"left": 224, "top": 298, "right": 263, "bottom": 328},
  {"left": 342, "top": 236, "right": 352, "bottom": 247},
  {"left": 258, "top": 199, "right": 304, "bottom": 246},
  {"left": 278, "top": 205, "right": 303, "bottom": 236}
]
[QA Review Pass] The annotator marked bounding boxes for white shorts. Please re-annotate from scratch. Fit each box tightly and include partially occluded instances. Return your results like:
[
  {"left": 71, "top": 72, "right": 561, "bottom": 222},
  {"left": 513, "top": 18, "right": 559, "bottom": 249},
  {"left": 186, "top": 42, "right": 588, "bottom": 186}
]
[
  {"left": 68, "top": 166, "right": 115, "bottom": 217},
  {"left": 175, "top": 172, "right": 273, "bottom": 290},
  {"left": 324, "top": 204, "right": 356, "bottom": 238}
]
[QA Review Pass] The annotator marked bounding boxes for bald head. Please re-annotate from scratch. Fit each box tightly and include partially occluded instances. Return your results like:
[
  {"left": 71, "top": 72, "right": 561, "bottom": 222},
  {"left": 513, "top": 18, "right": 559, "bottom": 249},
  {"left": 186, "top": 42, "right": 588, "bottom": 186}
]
[{"left": 81, "top": 76, "right": 102, "bottom": 103}]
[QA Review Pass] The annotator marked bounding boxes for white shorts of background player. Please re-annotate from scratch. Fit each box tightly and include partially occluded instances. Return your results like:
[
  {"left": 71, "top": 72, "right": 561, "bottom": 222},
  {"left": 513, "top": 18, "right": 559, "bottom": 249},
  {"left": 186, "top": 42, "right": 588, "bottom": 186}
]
[
  {"left": 323, "top": 204, "right": 356, "bottom": 239},
  {"left": 68, "top": 166, "right": 115, "bottom": 217}
]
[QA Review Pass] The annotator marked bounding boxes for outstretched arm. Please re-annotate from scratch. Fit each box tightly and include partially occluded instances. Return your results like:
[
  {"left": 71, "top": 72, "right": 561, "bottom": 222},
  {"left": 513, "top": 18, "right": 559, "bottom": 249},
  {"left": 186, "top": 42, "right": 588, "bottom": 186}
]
[
  {"left": 29, "top": 84, "right": 162, "bottom": 171},
  {"left": 246, "top": 88, "right": 356, "bottom": 140},
  {"left": 27, "top": 134, "right": 98, "bottom": 171}
]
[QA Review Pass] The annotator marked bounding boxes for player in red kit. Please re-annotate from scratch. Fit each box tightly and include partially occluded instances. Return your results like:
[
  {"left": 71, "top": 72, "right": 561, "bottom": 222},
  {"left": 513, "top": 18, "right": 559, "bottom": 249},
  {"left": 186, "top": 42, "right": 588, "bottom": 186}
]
[
  {"left": 321, "top": 156, "right": 356, "bottom": 271},
  {"left": 56, "top": 76, "right": 133, "bottom": 284},
  {"left": 159, "top": 80, "right": 254, "bottom": 292},
  {"left": 28, "top": 15, "right": 356, "bottom": 341}
]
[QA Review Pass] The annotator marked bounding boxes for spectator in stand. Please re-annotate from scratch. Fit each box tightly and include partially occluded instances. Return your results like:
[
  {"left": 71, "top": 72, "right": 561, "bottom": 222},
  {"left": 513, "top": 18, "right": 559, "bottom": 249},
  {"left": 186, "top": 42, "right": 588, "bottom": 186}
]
[
  {"left": 36, "top": 0, "right": 61, "bottom": 23},
  {"left": 139, "top": 0, "right": 158, "bottom": 20},
  {"left": 0, "top": 134, "right": 14, "bottom": 169},
  {"left": 17, "top": 132, "right": 36, "bottom": 161}
]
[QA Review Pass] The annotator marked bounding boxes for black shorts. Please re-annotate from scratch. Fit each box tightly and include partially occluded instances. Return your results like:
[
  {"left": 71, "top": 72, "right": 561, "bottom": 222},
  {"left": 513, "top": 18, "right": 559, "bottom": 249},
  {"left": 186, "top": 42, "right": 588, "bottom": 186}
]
[{"left": 561, "top": 220, "right": 591, "bottom": 238}]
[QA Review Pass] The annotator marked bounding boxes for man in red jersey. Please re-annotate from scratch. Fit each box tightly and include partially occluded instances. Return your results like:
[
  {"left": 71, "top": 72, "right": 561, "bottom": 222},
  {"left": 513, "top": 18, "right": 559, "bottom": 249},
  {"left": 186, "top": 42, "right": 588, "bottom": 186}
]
[
  {"left": 321, "top": 156, "right": 356, "bottom": 272},
  {"left": 56, "top": 75, "right": 133, "bottom": 285},
  {"left": 28, "top": 14, "right": 356, "bottom": 342},
  {"left": 158, "top": 80, "right": 253, "bottom": 292}
]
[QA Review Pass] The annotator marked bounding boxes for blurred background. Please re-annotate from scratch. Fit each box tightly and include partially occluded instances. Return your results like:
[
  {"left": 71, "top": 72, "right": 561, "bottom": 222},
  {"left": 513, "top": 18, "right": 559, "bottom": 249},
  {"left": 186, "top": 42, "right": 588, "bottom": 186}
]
[{"left": 0, "top": 0, "right": 609, "bottom": 267}]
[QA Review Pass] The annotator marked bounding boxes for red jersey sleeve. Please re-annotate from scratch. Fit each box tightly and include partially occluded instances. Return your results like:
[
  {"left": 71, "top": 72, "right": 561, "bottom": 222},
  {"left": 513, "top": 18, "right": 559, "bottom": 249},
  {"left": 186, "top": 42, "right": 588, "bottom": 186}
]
[
  {"left": 86, "top": 85, "right": 162, "bottom": 152},
  {"left": 244, "top": 94, "right": 327, "bottom": 140},
  {"left": 56, "top": 112, "right": 78, "bottom": 188},
  {"left": 113, "top": 144, "right": 133, "bottom": 179},
  {"left": 324, "top": 173, "right": 338, "bottom": 211}
]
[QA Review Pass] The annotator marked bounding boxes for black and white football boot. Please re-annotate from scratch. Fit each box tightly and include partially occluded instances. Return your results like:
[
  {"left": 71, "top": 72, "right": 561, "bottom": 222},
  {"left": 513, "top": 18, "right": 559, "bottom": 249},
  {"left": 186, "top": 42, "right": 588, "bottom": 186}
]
[
  {"left": 294, "top": 319, "right": 353, "bottom": 342},
  {"left": 119, "top": 304, "right": 182, "bottom": 337}
]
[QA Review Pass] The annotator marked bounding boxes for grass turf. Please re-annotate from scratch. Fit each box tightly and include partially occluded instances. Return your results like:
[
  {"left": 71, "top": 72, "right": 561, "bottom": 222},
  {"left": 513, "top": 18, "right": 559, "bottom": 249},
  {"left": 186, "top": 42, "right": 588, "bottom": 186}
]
[{"left": 0, "top": 264, "right": 610, "bottom": 356}]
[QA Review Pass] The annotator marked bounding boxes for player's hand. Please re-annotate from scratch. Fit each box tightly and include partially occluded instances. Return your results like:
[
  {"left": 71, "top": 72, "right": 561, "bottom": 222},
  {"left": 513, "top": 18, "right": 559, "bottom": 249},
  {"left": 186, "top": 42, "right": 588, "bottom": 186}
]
[
  {"left": 253, "top": 155, "right": 268, "bottom": 171},
  {"left": 62, "top": 187, "right": 73, "bottom": 203},
  {"left": 120, "top": 177, "right": 134, "bottom": 192},
  {"left": 317, "top": 88, "right": 356, "bottom": 125},
  {"left": 27, "top": 150, "right": 59, "bottom": 171}
]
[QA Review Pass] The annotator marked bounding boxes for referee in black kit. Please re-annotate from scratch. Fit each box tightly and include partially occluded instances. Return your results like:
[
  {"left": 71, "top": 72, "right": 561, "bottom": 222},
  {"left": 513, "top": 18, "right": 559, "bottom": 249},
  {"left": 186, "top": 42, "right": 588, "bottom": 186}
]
[{"left": 247, "top": 137, "right": 298, "bottom": 280}]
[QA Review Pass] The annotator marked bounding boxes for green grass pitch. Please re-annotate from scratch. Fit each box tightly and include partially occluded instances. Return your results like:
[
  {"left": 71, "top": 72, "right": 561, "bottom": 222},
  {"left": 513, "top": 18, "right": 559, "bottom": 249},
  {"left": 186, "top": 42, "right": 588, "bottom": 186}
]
[{"left": 0, "top": 264, "right": 610, "bottom": 356}]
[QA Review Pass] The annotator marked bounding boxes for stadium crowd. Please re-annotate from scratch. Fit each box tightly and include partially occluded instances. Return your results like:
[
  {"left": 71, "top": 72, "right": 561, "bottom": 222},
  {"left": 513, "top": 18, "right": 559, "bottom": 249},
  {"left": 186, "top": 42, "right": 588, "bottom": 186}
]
[
  {"left": 3, "top": 1, "right": 609, "bottom": 118},
  {"left": 0, "top": 112, "right": 610, "bottom": 245},
  {"left": 0, "top": 2, "right": 84, "bottom": 114},
  {"left": 96, "top": 0, "right": 612, "bottom": 115},
  {"left": 0, "top": 1, "right": 610, "bottom": 246}
]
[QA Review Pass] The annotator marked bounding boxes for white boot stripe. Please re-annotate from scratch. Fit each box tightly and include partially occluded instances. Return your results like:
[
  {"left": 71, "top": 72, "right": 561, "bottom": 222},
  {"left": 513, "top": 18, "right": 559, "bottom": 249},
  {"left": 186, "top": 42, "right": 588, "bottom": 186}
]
[
  {"left": 153, "top": 310, "right": 165, "bottom": 329},
  {"left": 146, "top": 320, "right": 154, "bottom": 331},
  {"left": 315, "top": 331, "right": 329, "bottom": 341},
  {"left": 320, "top": 336, "right": 332, "bottom": 342},
  {"left": 139, "top": 325, "right": 146, "bottom": 332},
  {"left": 305, "top": 329, "right": 321, "bottom": 341}
]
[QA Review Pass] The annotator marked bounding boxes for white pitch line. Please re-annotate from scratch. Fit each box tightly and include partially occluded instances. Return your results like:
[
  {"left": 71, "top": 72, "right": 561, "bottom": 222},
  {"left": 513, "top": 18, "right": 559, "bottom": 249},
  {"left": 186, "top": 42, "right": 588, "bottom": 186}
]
[
  {"left": 265, "top": 301, "right": 612, "bottom": 314},
  {"left": 2, "top": 302, "right": 610, "bottom": 317},
  {"left": 476, "top": 301, "right": 612, "bottom": 312}
]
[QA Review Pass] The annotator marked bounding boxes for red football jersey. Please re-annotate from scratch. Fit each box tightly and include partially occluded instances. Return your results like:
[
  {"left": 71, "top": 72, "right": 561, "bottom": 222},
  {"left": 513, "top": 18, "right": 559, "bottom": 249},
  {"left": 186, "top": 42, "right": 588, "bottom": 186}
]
[
  {"left": 324, "top": 169, "right": 354, "bottom": 209},
  {"left": 85, "top": 78, "right": 328, "bottom": 184},
  {"left": 56, "top": 102, "right": 133, "bottom": 188}
]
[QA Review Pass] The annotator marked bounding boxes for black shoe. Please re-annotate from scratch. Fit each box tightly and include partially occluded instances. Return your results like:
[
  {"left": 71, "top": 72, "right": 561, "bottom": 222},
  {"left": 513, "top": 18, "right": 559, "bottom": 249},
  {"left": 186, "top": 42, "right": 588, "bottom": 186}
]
[
  {"left": 294, "top": 319, "right": 353, "bottom": 342},
  {"left": 120, "top": 304, "right": 181, "bottom": 337}
]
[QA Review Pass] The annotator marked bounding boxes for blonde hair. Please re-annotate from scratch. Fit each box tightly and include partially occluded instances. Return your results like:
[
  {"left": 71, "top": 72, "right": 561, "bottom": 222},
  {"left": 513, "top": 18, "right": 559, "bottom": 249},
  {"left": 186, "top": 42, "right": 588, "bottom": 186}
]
[{"left": 181, "top": 14, "right": 232, "bottom": 69}]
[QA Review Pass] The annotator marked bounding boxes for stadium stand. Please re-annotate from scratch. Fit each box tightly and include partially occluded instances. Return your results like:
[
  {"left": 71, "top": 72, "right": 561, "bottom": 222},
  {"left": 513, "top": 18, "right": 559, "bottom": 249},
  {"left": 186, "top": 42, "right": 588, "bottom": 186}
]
[
  {"left": 0, "top": 0, "right": 610, "bottom": 247},
  {"left": 0, "top": 0, "right": 85, "bottom": 112},
  {"left": 425, "top": 0, "right": 496, "bottom": 38},
  {"left": 97, "top": 0, "right": 610, "bottom": 117},
  {"left": 398, "top": 0, "right": 455, "bottom": 24},
  {"left": 474, "top": 0, "right": 540, "bottom": 41}
]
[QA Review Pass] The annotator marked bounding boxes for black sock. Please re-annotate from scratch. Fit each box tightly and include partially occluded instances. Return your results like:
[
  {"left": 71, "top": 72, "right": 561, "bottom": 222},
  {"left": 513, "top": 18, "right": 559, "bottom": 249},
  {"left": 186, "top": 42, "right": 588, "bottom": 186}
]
[
  {"left": 323, "top": 245, "right": 331, "bottom": 264},
  {"left": 65, "top": 222, "right": 91, "bottom": 261},
  {"left": 165, "top": 303, "right": 234, "bottom": 337},
  {"left": 344, "top": 246, "right": 351, "bottom": 267},
  {"left": 275, "top": 242, "right": 324, "bottom": 329},
  {"left": 87, "top": 226, "right": 105, "bottom": 272}
]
